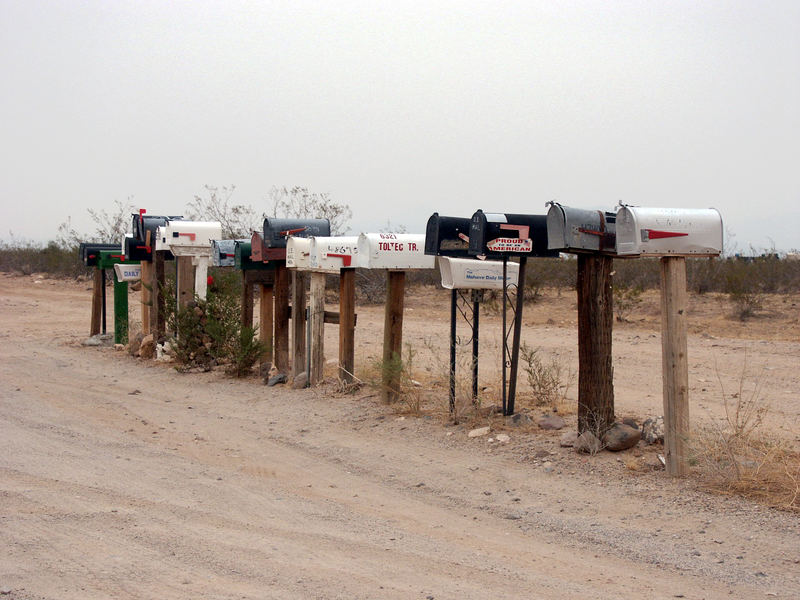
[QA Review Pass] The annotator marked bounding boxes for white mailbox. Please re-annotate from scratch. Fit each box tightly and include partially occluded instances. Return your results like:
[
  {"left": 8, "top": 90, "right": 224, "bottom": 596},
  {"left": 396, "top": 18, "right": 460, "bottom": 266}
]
[
  {"left": 286, "top": 237, "right": 312, "bottom": 269},
  {"left": 309, "top": 236, "right": 360, "bottom": 273},
  {"left": 155, "top": 221, "right": 222, "bottom": 253},
  {"left": 113, "top": 263, "right": 142, "bottom": 282},
  {"left": 438, "top": 257, "right": 519, "bottom": 290},
  {"left": 615, "top": 206, "right": 722, "bottom": 257},
  {"left": 356, "top": 233, "right": 435, "bottom": 270}
]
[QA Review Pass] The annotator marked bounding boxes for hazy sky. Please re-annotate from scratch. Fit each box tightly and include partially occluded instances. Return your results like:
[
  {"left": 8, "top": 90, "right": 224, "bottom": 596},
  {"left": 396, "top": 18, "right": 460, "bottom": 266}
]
[{"left": 2, "top": 0, "right": 798, "bottom": 252}]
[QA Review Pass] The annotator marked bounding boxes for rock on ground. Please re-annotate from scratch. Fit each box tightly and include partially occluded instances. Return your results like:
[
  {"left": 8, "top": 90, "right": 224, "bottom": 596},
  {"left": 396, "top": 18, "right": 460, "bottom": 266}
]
[
  {"left": 559, "top": 430, "right": 578, "bottom": 447},
  {"left": 538, "top": 414, "right": 566, "bottom": 430},
  {"left": 139, "top": 334, "right": 155, "bottom": 359},
  {"left": 468, "top": 426, "right": 490, "bottom": 438},
  {"left": 602, "top": 422, "right": 642, "bottom": 452},
  {"left": 641, "top": 416, "right": 665, "bottom": 445},
  {"left": 575, "top": 431, "right": 602, "bottom": 454}
]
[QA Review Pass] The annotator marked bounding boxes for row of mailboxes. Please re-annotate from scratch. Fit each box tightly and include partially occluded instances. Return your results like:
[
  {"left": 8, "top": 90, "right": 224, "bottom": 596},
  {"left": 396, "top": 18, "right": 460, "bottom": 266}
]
[
  {"left": 285, "top": 234, "right": 435, "bottom": 272},
  {"left": 546, "top": 203, "right": 723, "bottom": 257},
  {"left": 80, "top": 242, "right": 122, "bottom": 267}
]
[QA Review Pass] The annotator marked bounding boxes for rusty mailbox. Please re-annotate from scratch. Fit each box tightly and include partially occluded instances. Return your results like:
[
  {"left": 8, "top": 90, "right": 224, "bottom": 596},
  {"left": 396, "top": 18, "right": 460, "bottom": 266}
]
[
  {"left": 546, "top": 202, "right": 617, "bottom": 254},
  {"left": 615, "top": 205, "right": 723, "bottom": 257},
  {"left": 424, "top": 213, "right": 473, "bottom": 258},
  {"left": 468, "top": 210, "right": 557, "bottom": 258}
]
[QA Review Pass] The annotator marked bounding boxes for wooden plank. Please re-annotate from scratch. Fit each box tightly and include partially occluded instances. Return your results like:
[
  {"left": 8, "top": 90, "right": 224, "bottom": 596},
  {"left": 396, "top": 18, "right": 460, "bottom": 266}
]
[
  {"left": 382, "top": 271, "right": 406, "bottom": 403},
  {"left": 259, "top": 283, "right": 274, "bottom": 367},
  {"left": 660, "top": 256, "right": 690, "bottom": 476},
  {"left": 240, "top": 271, "right": 254, "bottom": 330},
  {"left": 140, "top": 260, "right": 151, "bottom": 336},
  {"left": 90, "top": 268, "right": 102, "bottom": 336},
  {"left": 577, "top": 254, "right": 615, "bottom": 435},
  {"left": 291, "top": 271, "right": 307, "bottom": 379},
  {"left": 339, "top": 268, "right": 356, "bottom": 383},
  {"left": 309, "top": 272, "right": 326, "bottom": 385},
  {"left": 273, "top": 263, "right": 290, "bottom": 373},
  {"left": 149, "top": 251, "right": 166, "bottom": 339},
  {"left": 176, "top": 255, "right": 194, "bottom": 309}
]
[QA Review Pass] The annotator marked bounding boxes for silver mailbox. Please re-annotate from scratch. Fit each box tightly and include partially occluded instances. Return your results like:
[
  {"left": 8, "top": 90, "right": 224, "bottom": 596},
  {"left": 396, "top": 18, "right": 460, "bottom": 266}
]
[
  {"left": 546, "top": 202, "right": 617, "bottom": 254},
  {"left": 211, "top": 239, "right": 246, "bottom": 267},
  {"left": 615, "top": 205, "right": 723, "bottom": 257}
]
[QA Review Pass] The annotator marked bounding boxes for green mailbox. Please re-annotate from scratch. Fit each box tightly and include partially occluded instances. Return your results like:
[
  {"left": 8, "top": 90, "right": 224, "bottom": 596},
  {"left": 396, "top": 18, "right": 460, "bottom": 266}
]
[
  {"left": 97, "top": 251, "right": 140, "bottom": 345},
  {"left": 234, "top": 241, "right": 276, "bottom": 271}
]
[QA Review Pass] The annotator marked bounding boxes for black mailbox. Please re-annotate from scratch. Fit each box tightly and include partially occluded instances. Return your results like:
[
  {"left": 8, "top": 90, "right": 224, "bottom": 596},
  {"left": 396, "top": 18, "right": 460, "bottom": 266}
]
[
  {"left": 262, "top": 218, "right": 330, "bottom": 249},
  {"left": 424, "top": 213, "right": 473, "bottom": 258},
  {"left": 468, "top": 210, "right": 558, "bottom": 258},
  {"left": 123, "top": 235, "right": 154, "bottom": 262},
  {"left": 80, "top": 242, "right": 120, "bottom": 267},
  {"left": 546, "top": 202, "right": 617, "bottom": 254},
  {"left": 131, "top": 212, "right": 184, "bottom": 243}
]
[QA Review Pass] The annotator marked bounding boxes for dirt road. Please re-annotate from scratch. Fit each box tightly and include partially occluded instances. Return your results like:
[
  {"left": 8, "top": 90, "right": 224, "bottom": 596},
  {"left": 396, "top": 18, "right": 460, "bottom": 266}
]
[{"left": 1, "top": 274, "right": 798, "bottom": 599}]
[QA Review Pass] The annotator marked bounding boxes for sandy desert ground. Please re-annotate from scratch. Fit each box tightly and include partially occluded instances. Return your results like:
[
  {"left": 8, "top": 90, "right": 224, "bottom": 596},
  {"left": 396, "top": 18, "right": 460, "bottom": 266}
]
[{"left": 1, "top": 271, "right": 798, "bottom": 599}]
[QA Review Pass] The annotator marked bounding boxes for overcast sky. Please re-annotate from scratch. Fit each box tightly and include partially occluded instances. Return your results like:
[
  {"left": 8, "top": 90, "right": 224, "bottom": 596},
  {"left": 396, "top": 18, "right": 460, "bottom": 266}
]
[{"left": 2, "top": 0, "right": 798, "bottom": 252}]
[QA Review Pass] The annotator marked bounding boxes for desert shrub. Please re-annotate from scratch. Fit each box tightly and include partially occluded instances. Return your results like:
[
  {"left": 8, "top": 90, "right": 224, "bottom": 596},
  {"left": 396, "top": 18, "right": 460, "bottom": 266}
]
[
  {"left": 690, "top": 364, "right": 799, "bottom": 512},
  {"left": 169, "top": 272, "right": 266, "bottom": 375},
  {"left": 519, "top": 343, "right": 573, "bottom": 411},
  {"left": 613, "top": 283, "right": 643, "bottom": 322},
  {"left": 0, "top": 240, "right": 87, "bottom": 278}
]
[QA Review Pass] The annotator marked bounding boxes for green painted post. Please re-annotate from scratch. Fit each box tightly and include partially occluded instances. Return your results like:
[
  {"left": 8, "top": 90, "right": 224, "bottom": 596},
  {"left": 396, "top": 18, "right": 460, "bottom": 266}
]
[{"left": 113, "top": 270, "right": 129, "bottom": 345}]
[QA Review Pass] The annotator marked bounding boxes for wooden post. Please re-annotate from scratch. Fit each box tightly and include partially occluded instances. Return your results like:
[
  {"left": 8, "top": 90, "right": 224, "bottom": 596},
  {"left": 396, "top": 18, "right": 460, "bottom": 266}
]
[
  {"left": 259, "top": 283, "right": 274, "bottom": 368},
  {"left": 90, "top": 268, "right": 103, "bottom": 336},
  {"left": 149, "top": 251, "right": 166, "bottom": 340},
  {"left": 241, "top": 271, "right": 254, "bottom": 330},
  {"left": 660, "top": 256, "right": 689, "bottom": 476},
  {"left": 140, "top": 260, "right": 151, "bottom": 336},
  {"left": 576, "top": 254, "right": 615, "bottom": 435},
  {"left": 308, "top": 272, "right": 326, "bottom": 385},
  {"left": 176, "top": 255, "right": 194, "bottom": 309},
  {"left": 273, "top": 263, "right": 290, "bottom": 373},
  {"left": 382, "top": 271, "right": 406, "bottom": 403},
  {"left": 291, "top": 272, "right": 307, "bottom": 379},
  {"left": 339, "top": 268, "right": 356, "bottom": 383}
]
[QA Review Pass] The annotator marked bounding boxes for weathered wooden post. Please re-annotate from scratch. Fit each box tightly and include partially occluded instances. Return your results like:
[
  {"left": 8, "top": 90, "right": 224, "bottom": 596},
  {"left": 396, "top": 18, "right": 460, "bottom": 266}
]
[
  {"left": 291, "top": 272, "right": 307, "bottom": 379},
  {"left": 259, "top": 283, "right": 274, "bottom": 367},
  {"left": 382, "top": 270, "right": 406, "bottom": 403},
  {"left": 576, "top": 254, "right": 615, "bottom": 434},
  {"left": 660, "top": 256, "right": 689, "bottom": 475},
  {"left": 91, "top": 268, "right": 103, "bottom": 336},
  {"left": 308, "top": 271, "right": 326, "bottom": 385},
  {"left": 339, "top": 268, "right": 356, "bottom": 384},
  {"left": 273, "top": 263, "right": 290, "bottom": 373}
]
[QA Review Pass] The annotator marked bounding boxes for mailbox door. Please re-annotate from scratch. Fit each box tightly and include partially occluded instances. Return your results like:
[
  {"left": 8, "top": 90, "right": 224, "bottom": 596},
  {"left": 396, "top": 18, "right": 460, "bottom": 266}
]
[
  {"left": 438, "top": 257, "right": 519, "bottom": 290},
  {"left": 468, "top": 210, "right": 557, "bottom": 258},
  {"left": 310, "top": 236, "right": 359, "bottom": 272},
  {"left": 262, "top": 218, "right": 331, "bottom": 249},
  {"left": 286, "top": 237, "right": 312, "bottom": 269},
  {"left": 425, "top": 213, "right": 472, "bottom": 257},
  {"left": 113, "top": 263, "right": 142, "bottom": 282},
  {"left": 546, "top": 203, "right": 616, "bottom": 253},
  {"left": 615, "top": 206, "right": 723, "bottom": 257},
  {"left": 356, "top": 233, "right": 435, "bottom": 270}
]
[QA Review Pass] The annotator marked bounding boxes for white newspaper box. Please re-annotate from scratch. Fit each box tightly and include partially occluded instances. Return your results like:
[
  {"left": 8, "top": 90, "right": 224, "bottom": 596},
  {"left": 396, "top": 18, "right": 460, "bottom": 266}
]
[
  {"left": 286, "top": 237, "right": 312, "bottom": 269},
  {"left": 113, "top": 262, "right": 142, "bottom": 282},
  {"left": 438, "top": 256, "right": 519, "bottom": 290},
  {"left": 615, "top": 206, "right": 722, "bottom": 257},
  {"left": 310, "top": 236, "right": 360, "bottom": 272},
  {"left": 356, "top": 233, "right": 435, "bottom": 270}
]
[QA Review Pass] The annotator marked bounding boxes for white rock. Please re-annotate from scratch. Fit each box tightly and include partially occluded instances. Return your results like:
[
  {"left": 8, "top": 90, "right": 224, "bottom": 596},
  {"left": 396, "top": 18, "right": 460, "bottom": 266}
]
[
  {"left": 496, "top": 433, "right": 510, "bottom": 443},
  {"left": 468, "top": 426, "right": 490, "bottom": 438}
]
